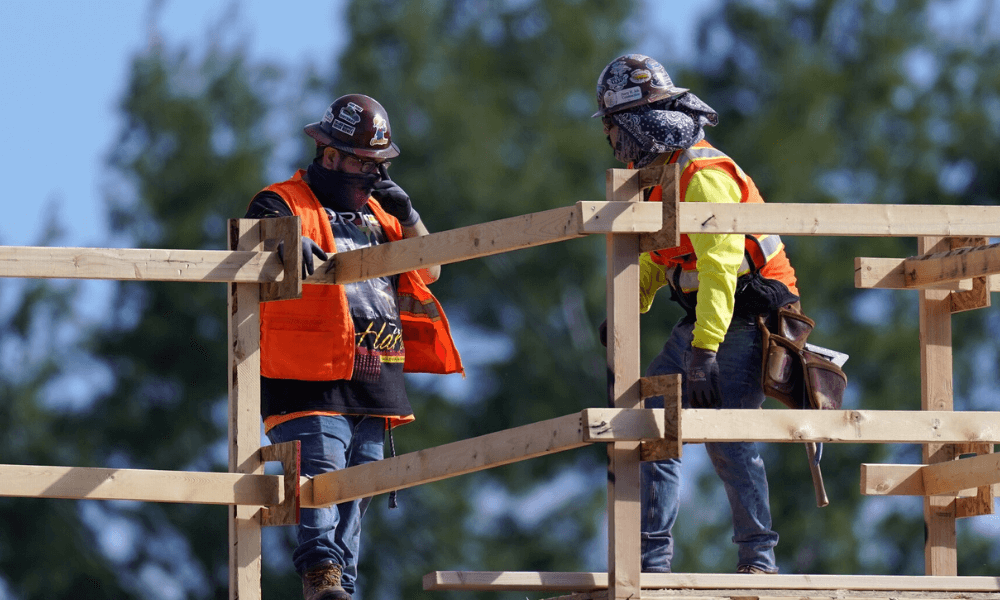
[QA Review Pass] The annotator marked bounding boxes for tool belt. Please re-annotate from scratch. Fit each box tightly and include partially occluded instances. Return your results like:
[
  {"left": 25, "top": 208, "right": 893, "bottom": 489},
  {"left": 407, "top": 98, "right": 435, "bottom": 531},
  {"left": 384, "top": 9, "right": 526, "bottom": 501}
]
[{"left": 758, "top": 304, "right": 847, "bottom": 410}]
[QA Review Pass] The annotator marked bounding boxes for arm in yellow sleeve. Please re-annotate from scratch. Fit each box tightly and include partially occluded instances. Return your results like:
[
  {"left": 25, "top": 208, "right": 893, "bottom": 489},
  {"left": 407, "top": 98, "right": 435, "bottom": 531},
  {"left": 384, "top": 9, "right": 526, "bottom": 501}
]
[{"left": 686, "top": 168, "right": 744, "bottom": 352}]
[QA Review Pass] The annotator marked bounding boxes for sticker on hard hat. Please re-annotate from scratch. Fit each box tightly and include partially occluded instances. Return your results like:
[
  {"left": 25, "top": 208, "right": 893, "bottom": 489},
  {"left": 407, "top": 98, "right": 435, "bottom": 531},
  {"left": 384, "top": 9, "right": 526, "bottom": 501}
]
[
  {"left": 339, "top": 102, "right": 364, "bottom": 125},
  {"left": 332, "top": 120, "right": 356, "bottom": 136},
  {"left": 369, "top": 114, "right": 389, "bottom": 146},
  {"left": 604, "top": 87, "right": 642, "bottom": 109},
  {"left": 629, "top": 69, "right": 651, "bottom": 84}
]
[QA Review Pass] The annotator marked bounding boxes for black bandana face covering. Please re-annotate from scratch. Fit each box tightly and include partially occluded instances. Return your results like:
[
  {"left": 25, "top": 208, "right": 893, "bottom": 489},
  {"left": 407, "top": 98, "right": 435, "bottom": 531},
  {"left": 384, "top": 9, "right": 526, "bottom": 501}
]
[
  {"left": 608, "top": 92, "right": 719, "bottom": 167},
  {"left": 306, "top": 161, "right": 380, "bottom": 212}
]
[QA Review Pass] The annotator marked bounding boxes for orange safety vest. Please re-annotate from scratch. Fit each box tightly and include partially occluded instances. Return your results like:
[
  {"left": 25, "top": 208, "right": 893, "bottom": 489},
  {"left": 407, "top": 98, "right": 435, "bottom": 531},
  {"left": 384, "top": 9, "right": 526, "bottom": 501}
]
[
  {"left": 647, "top": 140, "right": 798, "bottom": 295},
  {"left": 257, "top": 170, "right": 464, "bottom": 381}
]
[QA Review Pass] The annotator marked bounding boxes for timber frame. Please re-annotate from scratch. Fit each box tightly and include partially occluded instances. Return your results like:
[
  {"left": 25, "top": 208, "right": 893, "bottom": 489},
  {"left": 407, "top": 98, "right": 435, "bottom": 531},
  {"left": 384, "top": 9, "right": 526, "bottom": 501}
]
[{"left": 1, "top": 162, "right": 999, "bottom": 598}]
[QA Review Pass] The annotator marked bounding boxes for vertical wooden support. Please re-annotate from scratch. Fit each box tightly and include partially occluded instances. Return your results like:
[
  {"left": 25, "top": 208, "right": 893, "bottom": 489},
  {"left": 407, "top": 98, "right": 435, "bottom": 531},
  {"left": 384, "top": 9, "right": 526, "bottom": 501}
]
[
  {"left": 918, "top": 236, "right": 957, "bottom": 576},
  {"left": 605, "top": 169, "right": 642, "bottom": 600},
  {"left": 228, "top": 219, "right": 264, "bottom": 599}
]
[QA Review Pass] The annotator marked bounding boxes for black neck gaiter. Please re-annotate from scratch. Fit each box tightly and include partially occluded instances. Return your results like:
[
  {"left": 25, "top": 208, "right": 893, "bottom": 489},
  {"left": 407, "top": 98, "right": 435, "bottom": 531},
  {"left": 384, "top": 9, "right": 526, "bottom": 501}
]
[{"left": 306, "top": 160, "right": 380, "bottom": 212}]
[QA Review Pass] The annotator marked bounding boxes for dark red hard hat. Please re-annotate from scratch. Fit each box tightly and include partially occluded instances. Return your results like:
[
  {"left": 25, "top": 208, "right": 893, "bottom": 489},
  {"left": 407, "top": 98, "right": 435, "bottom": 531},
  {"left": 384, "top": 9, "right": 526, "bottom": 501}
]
[
  {"left": 593, "top": 54, "right": 688, "bottom": 118},
  {"left": 304, "top": 94, "right": 400, "bottom": 158}
]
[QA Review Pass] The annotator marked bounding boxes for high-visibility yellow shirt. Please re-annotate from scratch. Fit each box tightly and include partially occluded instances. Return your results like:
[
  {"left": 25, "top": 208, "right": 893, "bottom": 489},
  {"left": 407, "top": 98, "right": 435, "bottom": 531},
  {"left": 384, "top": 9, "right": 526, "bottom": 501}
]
[{"left": 685, "top": 168, "right": 744, "bottom": 352}]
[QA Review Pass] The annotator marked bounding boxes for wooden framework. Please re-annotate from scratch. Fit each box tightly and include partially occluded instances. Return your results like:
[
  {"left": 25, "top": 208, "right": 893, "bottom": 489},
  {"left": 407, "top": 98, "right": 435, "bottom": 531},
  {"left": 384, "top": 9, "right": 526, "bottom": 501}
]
[{"left": 0, "top": 162, "right": 999, "bottom": 598}]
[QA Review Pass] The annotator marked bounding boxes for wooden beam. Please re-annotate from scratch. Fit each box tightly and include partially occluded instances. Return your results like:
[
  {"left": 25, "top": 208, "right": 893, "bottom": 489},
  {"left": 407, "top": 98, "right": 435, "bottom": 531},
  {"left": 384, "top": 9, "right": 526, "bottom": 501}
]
[
  {"left": 259, "top": 216, "right": 302, "bottom": 302},
  {"left": 919, "top": 235, "right": 956, "bottom": 576},
  {"left": 260, "top": 441, "right": 300, "bottom": 527},
  {"left": 423, "top": 571, "right": 1000, "bottom": 592},
  {"left": 577, "top": 201, "right": 663, "bottom": 233},
  {"left": 604, "top": 169, "right": 643, "bottom": 600},
  {"left": 305, "top": 409, "right": 674, "bottom": 508},
  {"left": 309, "top": 413, "right": 588, "bottom": 508},
  {"left": 680, "top": 409, "right": 1000, "bottom": 444},
  {"left": 680, "top": 203, "right": 1000, "bottom": 237},
  {"left": 312, "top": 205, "right": 584, "bottom": 285},
  {"left": 903, "top": 241, "right": 1000, "bottom": 288},
  {"left": 636, "top": 164, "right": 681, "bottom": 252},
  {"left": 948, "top": 237, "right": 991, "bottom": 313},
  {"left": 0, "top": 464, "right": 281, "bottom": 505},
  {"left": 854, "top": 257, "right": 971, "bottom": 290},
  {"left": 0, "top": 246, "right": 283, "bottom": 282},
  {"left": 639, "top": 374, "right": 682, "bottom": 461},
  {"left": 227, "top": 219, "right": 264, "bottom": 600},
  {"left": 862, "top": 453, "right": 1000, "bottom": 497}
]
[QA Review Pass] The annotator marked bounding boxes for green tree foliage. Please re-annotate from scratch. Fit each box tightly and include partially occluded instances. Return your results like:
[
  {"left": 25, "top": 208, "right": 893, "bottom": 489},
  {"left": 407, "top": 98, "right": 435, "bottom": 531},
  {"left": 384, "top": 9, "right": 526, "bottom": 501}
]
[{"left": 652, "top": 0, "right": 1000, "bottom": 576}]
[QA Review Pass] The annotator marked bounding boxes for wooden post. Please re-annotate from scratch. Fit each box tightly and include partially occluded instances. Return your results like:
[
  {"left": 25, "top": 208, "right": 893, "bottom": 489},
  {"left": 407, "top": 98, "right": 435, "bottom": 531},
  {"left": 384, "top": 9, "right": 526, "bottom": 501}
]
[
  {"left": 918, "top": 235, "right": 957, "bottom": 576},
  {"left": 605, "top": 169, "right": 642, "bottom": 600},
  {"left": 228, "top": 219, "right": 264, "bottom": 599}
]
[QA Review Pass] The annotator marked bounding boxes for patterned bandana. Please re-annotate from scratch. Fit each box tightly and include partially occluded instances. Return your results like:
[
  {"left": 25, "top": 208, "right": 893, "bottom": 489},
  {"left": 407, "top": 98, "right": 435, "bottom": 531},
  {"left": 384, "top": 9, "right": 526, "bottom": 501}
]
[{"left": 608, "top": 92, "right": 719, "bottom": 167}]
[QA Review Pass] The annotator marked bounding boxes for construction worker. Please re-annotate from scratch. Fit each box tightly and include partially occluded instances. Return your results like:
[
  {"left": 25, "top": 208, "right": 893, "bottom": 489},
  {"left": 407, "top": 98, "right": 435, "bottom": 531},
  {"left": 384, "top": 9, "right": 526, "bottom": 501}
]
[
  {"left": 245, "top": 94, "right": 463, "bottom": 600},
  {"left": 594, "top": 54, "right": 799, "bottom": 574}
]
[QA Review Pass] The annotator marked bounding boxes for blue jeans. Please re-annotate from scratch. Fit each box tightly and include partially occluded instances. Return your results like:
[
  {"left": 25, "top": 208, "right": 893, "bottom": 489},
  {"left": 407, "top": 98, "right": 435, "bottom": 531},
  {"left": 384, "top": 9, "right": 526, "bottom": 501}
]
[
  {"left": 266, "top": 415, "right": 385, "bottom": 592},
  {"left": 641, "top": 315, "right": 778, "bottom": 573}
]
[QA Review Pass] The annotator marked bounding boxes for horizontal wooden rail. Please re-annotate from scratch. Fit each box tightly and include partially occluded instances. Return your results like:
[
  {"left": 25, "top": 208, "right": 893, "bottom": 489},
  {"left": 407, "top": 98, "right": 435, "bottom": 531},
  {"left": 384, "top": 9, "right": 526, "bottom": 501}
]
[
  {"left": 308, "top": 201, "right": 662, "bottom": 286},
  {"left": 682, "top": 409, "right": 1000, "bottom": 444},
  {"left": 862, "top": 452, "right": 1000, "bottom": 496},
  {"left": 0, "top": 464, "right": 283, "bottom": 505},
  {"left": 681, "top": 203, "right": 1000, "bottom": 237},
  {"left": 307, "top": 408, "right": 668, "bottom": 508},
  {"left": 0, "top": 246, "right": 283, "bottom": 283},
  {"left": 424, "top": 571, "right": 1000, "bottom": 592}
]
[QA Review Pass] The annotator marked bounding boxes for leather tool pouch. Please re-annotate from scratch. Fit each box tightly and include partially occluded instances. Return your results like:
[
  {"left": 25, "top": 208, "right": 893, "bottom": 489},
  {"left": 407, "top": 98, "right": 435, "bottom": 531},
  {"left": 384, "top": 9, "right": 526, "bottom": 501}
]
[{"left": 758, "top": 305, "right": 847, "bottom": 410}]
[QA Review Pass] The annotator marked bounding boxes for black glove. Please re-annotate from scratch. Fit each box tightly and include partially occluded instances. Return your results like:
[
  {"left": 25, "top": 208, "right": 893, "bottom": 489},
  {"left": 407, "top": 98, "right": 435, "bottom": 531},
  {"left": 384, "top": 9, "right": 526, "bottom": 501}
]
[
  {"left": 277, "top": 235, "right": 328, "bottom": 279},
  {"left": 371, "top": 164, "right": 418, "bottom": 226},
  {"left": 686, "top": 347, "right": 721, "bottom": 408},
  {"left": 598, "top": 319, "right": 608, "bottom": 347}
]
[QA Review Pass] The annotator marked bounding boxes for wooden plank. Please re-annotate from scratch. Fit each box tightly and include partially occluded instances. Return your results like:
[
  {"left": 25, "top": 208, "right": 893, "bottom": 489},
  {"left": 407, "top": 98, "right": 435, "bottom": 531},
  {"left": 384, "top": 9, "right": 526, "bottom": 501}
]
[
  {"left": 919, "top": 235, "right": 956, "bottom": 576},
  {"left": 902, "top": 241, "right": 1000, "bottom": 288},
  {"left": 312, "top": 205, "right": 584, "bottom": 285},
  {"left": 861, "top": 454, "right": 1000, "bottom": 496},
  {"left": 680, "top": 409, "right": 1000, "bottom": 443},
  {"left": 423, "top": 571, "right": 1000, "bottom": 592},
  {"left": 638, "top": 164, "right": 681, "bottom": 252},
  {"left": 605, "top": 182, "right": 642, "bottom": 600},
  {"left": 948, "top": 237, "right": 991, "bottom": 313},
  {"left": 259, "top": 216, "right": 302, "bottom": 302},
  {"left": 639, "top": 374, "right": 682, "bottom": 461},
  {"left": 308, "top": 413, "right": 587, "bottom": 508},
  {"left": 0, "top": 246, "right": 282, "bottom": 282},
  {"left": 0, "top": 464, "right": 280, "bottom": 505},
  {"left": 854, "top": 257, "right": 971, "bottom": 290},
  {"left": 227, "top": 219, "right": 264, "bottom": 600},
  {"left": 260, "top": 441, "right": 300, "bottom": 527},
  {"left": 582, "top": 408, "right": 666, "bottom": 442},
  {"left": 680, "top": 203, "right": 1000, "bottom": 237},
  {"left": 577, "top": 201, "right": 663, "bottom": 233}
]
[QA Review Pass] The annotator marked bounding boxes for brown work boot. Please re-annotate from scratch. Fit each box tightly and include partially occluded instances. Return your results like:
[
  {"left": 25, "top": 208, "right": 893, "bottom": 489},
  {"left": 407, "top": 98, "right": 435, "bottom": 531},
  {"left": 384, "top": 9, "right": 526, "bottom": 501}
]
[
  {"left": 736, "top": 564, "right": 778, "bottom": 574},
  {"left": 301, "top": 560, "right": 351, "bottom": 600}
]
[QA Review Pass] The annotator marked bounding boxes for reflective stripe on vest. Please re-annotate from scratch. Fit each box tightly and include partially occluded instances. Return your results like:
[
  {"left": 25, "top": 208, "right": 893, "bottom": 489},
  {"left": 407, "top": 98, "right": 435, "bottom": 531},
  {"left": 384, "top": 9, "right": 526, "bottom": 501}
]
[{"left": 673, "top": 233, "right": 785, "bottom": 292}]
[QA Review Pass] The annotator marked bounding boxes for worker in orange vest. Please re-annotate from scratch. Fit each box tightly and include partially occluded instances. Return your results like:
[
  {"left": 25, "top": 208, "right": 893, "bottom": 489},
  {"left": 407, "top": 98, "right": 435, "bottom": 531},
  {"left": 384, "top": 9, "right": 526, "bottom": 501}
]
[
  {"left": 246, "top": 94, "right": 463, "bottom": 600},
  {"left": 595, "top": 54, "right": 800, "bottom": 575}
]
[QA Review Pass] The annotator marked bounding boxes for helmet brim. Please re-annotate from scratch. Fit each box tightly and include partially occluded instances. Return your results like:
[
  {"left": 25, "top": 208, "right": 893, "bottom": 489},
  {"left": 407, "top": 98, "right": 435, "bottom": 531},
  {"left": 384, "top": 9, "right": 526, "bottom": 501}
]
[
  {"left": 304, "top": 122, "right": 401, "bottom": 159},
  {"left": 591, "top": 87, "right": 689, "bottom": 118}
]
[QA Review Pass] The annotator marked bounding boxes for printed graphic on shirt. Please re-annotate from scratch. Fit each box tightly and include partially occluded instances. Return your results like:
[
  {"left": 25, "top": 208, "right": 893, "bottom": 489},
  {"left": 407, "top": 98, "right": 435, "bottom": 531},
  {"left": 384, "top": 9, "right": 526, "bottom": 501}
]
[{"left": 326, "top": 207, "right": 405, "bottom": 382}]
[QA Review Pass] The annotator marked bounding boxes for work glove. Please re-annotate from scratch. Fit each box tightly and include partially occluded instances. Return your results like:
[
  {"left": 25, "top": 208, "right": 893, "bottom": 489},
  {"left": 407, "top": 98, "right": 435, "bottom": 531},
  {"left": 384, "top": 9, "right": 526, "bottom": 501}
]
[
  {"left": 278, "top": 235, "right": 328, "bottom": 279},
  {"left": 686, "top": 347, "right": 721, "bottom": 409},
  {"left": 371, "top": 164, "right": 419, "bottom": 226}
]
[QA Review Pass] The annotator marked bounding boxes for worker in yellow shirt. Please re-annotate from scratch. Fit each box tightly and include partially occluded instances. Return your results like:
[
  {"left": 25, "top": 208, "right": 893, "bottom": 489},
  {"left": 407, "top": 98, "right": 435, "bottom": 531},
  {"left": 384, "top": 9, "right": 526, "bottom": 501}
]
[{"left": 595, "top": 54, "right": 799, "bottom": 575}]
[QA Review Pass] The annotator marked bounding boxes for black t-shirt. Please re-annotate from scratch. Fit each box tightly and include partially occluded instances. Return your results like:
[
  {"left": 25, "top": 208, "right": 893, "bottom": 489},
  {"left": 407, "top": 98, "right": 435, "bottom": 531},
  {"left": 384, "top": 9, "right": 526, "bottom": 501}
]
[{"left": 246, "top": 191, "right": 411, "bottom": 421}]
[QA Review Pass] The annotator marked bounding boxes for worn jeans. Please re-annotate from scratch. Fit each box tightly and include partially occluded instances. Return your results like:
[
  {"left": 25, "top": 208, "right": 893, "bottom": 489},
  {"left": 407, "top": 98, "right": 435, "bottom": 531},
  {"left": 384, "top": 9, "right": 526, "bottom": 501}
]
[
  {"left": 641, "top": 315, "right": 778, "bottom": 573},
  {"left": 266, "top": 414, "right": 385, "bottom": 592}
]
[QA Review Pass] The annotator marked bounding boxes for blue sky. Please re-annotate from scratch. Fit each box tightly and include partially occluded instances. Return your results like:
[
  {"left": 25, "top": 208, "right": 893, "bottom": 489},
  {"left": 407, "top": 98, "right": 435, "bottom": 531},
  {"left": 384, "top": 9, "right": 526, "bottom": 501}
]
[{"left": 0, "top": 0, "right": 711, "bottom": 251}]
